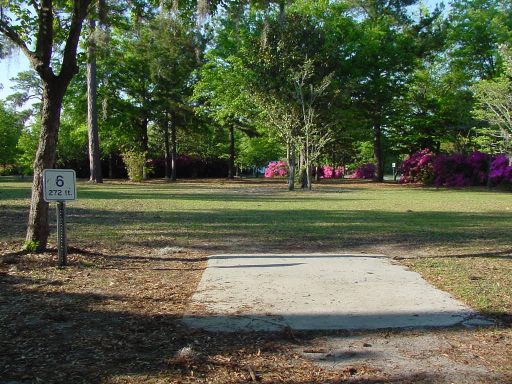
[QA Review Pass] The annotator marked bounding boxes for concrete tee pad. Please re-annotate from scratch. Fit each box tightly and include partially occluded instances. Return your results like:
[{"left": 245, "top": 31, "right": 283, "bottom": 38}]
[{"left": 183, "top": 254, "right": 483, "bottom": 332}]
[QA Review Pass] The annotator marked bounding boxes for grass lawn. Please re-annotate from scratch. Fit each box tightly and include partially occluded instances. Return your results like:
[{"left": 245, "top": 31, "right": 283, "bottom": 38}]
[{"left": 1, "top": 178, "right": 511, "bottom": 383}]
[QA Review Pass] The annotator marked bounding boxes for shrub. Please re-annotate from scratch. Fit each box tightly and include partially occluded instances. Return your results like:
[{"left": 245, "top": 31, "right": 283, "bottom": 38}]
[
  {"left": 432, "top": 153, "right": 472, "bottom": 187},
  {"left": 467, "top": 151, "right": 490, "bottom": 185},
  {"left": 320, "top": 165, "right": 344, "bottom": 179},
  {"left": 320, "top": 165, "right": 331, "bottom": 178},
  {"left": 400, "top": 149, "right": 494, "bottom": 187},
  {"left": 489, "top": 155, "right": 512, "bottom": 186},
  {"left": 348, "top": 163, "right": 375, "bottom": 179},
  {"left": 399, "top": 148, "right": 435, "bottom": 184},
  {"left": 122, "top": 151, "right": 146, "bottom": 182},
  {"left": 433, "top": 151, "right": 490, "bottom": 187},
  {"left": 23, "top": 240, "right": 39, "bottom": 252},
  {"left": 264, "top": 161, "right": 288, "bottom": 178}
]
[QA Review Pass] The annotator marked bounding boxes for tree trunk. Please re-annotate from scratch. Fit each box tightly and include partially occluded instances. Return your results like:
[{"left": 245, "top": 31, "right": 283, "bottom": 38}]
[
  {"left": 108, "top": 153, "right": 113, "bottom": 179},
  {"left": 171, "top": 113, "right": 177, "bottom": 181},
  {"left": 287, "top": 143, "right": 295, "bottom": 191},
  {"left": 87, "top": 18, "right": 103, "bottom": 183},
  {"left": 299, "top": 147, "right": 307, "bottom": 188},
  {"left": 26, "top": 81, "right": 66, "bottom": 251},
  {"left": 228, "top": 125, "right": 235, "bottom": 179},
  {"left": 306, "top": 165, "right": 312, "bottom": 190},
  {"left": 140, "top": 116, "right": 148, "bottom": 180},
  {"left": 373, "top": 123, "right": 384, "bottom": 182},
  {"left": 163, "top": 116, "right": 171, "bottom": 180},
  {"left": 315, "top": 165, "right": 321, "bottom": 181}
]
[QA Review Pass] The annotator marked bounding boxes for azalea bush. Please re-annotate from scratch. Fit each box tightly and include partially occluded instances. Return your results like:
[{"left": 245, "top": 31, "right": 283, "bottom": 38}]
[
  {"left": 319, "top": 165, "right": 344, "bottom": 179},
  {"left": 264, "top": 161, "right": 288, "bottom": 178},
  {"left": 432, "top": 151, "right": 490, "bottom": 187},
  {"left": 399, "top": 149, "right": 512, "bottom": 188},
  {"left": 490, "top": 155, "right": 512, "bottom": 186},
  {"left": 399, "top": 148, "right": 435, "bottom": 184},
  {"left": 348, "top": 163, "right": 376, "bottom": 179}
]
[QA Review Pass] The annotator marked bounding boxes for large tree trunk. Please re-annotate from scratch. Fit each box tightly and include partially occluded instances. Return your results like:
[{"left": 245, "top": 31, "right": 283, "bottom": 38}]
[
  {"left": 373, "top": 122, "right": 384, "bottom": 182},
  {"left": 26, "top": 81, "right": 66, "bottom": 251},
  {"left": 163, "top": 116, "right": 171, "bottom": 180},
  {"left": 228, "top": 125, "right": 235, "bottom": 180},
  {"left": 171, "top": 113, "right": 177, "bottom": 181},
  {"left": 87, "top": 17, "right": 103, "bottom": 183}
]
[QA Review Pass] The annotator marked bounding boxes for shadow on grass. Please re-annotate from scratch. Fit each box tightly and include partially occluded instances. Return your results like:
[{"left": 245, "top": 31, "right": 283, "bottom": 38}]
[
  {"left": 2, "top": 203, "right": 512, "bottom": 252},
  {"left": 0, "top": 271, "right": 507, "bottom": 383},
  {"left": 423, "top": 248, "right": 512, "bottom": 259},
  {"left": 71, "top": 206, "right": 512, "bottom": 252}
]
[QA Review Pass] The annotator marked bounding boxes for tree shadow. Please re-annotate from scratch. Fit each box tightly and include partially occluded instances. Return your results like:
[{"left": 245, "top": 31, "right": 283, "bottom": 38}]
[
  {"left": 62, "top": 206, "right": 512, "bottom": 253},
  {"left": 3, "top": 202, "right": 512, "bottom": 253},
  {"left": 0, "top": 271, "right": 508, "bottom": 383}
]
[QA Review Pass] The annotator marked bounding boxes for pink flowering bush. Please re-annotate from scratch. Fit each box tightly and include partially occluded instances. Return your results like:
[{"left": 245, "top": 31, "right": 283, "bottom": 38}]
[
  {"left": 489, "top": 155, "right": 512, "bottom": 186},
  {"left": 432, "top": 154, "right": 472, "bottom": 187},
  {"left": 319, "top": 165, "right": 344, "bottom": 179},
  {"left": 433, "top": 152, "right": 490, "bottom": 187},
  {"left": 400, "top": 149, "right": 497, "bottom": 187},
  {"left": 467, "top": 151, "right": 490, "bottom": 185},
  {"left": 348, "top": 163, "right": 376, "bottom": 179},
  {"left": 264, "top": 161, "right": 288, "bottom": 178},
  {"left": 399, "top": 148, "right": 435, "bottom": 184},
  {"left": 321, "top": 165, "right": 333, "bottom": 178}
]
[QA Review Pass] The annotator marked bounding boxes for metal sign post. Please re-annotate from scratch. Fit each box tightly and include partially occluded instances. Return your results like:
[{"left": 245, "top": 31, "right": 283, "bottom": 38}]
[
  {"left": 56, "top": 201, "right": 67, "bottom": 266},
  {"left": 43, "top": 169, "right": 77, "bottom": 267}
]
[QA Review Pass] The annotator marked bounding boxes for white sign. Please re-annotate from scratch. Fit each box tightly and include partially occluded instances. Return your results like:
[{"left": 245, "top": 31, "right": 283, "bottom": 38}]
[
  {"left": 43, "top": 169, "right": 77, "bottom": 202},
  {"left": 392, "top": 163, "right": 396, "bottom": 168}
]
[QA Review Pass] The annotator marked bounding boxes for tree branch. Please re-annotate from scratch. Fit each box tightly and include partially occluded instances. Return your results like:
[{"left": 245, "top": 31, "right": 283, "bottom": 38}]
[
  {"left": 0, "top": 18, "right": 37, "bottom": 63},
  {"left": 59, "top": 0, "right": 94, "bottom": 80},
  {"left": 35, "top": 0, "right": 54, "bottom": 69}
]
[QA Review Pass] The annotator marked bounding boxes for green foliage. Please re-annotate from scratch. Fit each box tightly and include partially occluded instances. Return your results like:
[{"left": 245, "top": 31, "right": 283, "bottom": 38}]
[
  {"left": 345, "top": 141, "right": 374, "bottom": 171},
  {"left": 236, "top": 135, "right": 284, "bottom": 168},
  {"left": 23, "top": 240, "right": 39, "bottom": 252},
  {"left": 2, "top": 0, "right": 511, "bottom": 181},
  {"left": 122, "top": 150, "right": 146, "bottom": 181},
  {"left": 472, "top": 45, "right": 512, "bottom": 154},
  {"left": 0, "top": 102, "right": 23, "bottom": 170},
  {"left": 447, "top": 0, "right": 511, "bottom": 81}
]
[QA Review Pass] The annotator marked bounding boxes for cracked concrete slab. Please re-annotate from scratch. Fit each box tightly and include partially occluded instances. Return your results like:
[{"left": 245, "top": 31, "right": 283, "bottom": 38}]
[{"left": 182, "top": 254, "right": 490, "bottom": 332}]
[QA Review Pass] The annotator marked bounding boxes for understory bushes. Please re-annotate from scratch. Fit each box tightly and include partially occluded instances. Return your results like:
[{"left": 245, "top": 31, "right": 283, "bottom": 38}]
[
  {"left": 264, "top": 162, "right": 374, "bottom": 179},
  {"left": 400, "top": 149, "right": 512, "bottom": 188},
  {"left": 347, "top": 163, "right": 376, "bottom": 179},
  {"left": 315, "top": 165, "right": 344, "bottom": 179},
  {"left": 264, "top": 161, "right": 288, "bottom": 178}
]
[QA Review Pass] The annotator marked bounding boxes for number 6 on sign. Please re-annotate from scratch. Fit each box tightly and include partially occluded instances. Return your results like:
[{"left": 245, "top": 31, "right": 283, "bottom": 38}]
[
  {"left": 56, "top": 175, "right": 64, "bottom": 187},
  {"left": 43, "top": 169, "right": 77, "bottom": 202}
]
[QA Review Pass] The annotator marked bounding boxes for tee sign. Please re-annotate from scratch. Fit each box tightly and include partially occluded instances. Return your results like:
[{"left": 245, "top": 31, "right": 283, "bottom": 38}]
[{"left": 43, "top": 169, "right": 77, "bottom": 202}]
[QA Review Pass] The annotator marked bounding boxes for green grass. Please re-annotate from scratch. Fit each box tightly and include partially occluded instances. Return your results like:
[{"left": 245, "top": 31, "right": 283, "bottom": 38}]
[{"left": 1, "top": 178, "right": 511, "bottom": 321}]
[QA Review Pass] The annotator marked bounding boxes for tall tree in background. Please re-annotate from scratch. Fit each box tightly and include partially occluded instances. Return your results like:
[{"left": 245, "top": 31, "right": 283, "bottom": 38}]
[
  {"left": 0, "top": 0, "right": 93, "bottom": 251},
  {"left": 472, "top": 45, "right": 512, "bottom": 157},
  {"left": 447, "top": 0, "right": 511, "bottom": 82},
  {"left": 348, "top": 0, "right": 422, "bottom": 181},
  {"left": 86, "top": 0, "right": 107, "bottom": 183}
]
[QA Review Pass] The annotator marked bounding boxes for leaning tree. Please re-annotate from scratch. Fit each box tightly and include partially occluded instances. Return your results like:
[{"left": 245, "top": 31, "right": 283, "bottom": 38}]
[{"left": 0, "top": 0, "right": 93, "bottom": 251}]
